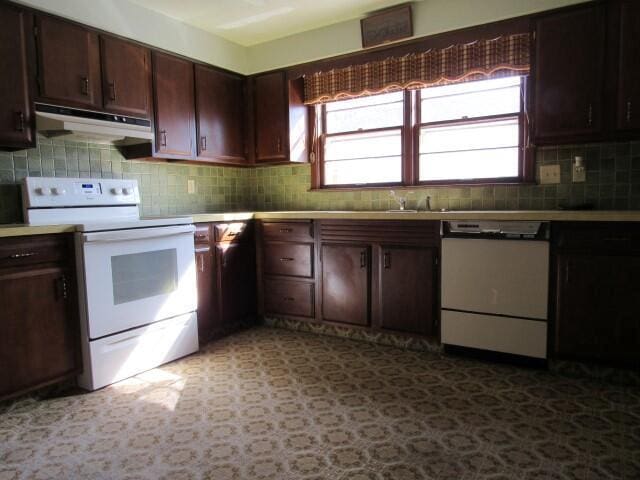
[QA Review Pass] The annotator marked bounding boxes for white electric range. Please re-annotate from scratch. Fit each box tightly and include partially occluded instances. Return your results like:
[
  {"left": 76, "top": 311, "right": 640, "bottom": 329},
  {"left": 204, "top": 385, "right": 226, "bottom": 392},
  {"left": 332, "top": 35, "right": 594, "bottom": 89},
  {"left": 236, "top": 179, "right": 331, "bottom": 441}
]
[{"left": 22, "top": 176, "right": 199, "bottom": 390}]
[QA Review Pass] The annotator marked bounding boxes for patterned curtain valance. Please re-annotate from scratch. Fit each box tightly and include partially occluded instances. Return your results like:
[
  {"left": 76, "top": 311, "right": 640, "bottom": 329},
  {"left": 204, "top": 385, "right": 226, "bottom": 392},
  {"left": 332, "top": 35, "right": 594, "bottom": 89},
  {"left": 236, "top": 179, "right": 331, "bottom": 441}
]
[{"left": 303, "top": 33, "right": 531, "bottom": 105}]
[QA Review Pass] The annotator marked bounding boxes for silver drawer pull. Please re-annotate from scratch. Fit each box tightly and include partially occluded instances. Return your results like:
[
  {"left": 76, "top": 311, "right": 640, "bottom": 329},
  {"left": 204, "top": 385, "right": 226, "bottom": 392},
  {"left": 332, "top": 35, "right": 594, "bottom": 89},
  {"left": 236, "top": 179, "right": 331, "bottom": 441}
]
[
  {"left": 8, "top": 252, "right": 38, "bottom": 259},
  {"left": 279, "top": 228, "right": 292, "bottom": 233},
  {"left": 279, "top": 257, "right": 294, "bottom": 262},
  {"left": 283, "top": 297, "right": 295, "bottom": 302}
]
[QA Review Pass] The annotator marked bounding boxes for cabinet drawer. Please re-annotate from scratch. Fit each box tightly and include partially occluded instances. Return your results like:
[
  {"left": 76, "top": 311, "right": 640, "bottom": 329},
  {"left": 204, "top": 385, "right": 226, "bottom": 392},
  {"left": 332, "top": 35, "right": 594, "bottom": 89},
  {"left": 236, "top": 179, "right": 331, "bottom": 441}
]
[
  {"left": 214, "top": 222, "right": 248, "bottom": 243},
  {"left": 553, "top": 222, "right": 640, "bottom": 252},
  {"left": 194, "top": 224, "right": 211, "bottom": 245},
  {"left": 263, "top": 242, "right": 313, "bottom": 277},
  {"left": 264, "top": 279, "right": 314, "bottom": 318},
  {"left": 263, "top": 221, "right": 313, "bottom": 242},
  {"left": 0, "top": 234, "right": 70, "bottom": 269}
]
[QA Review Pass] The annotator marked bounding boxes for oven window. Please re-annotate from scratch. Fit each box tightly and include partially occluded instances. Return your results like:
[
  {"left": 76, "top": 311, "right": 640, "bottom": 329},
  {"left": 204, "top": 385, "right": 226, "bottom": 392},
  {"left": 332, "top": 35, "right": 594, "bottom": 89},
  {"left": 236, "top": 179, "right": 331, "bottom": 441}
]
[{"left": 111, "top": 249, "right": 178, "bottom": 305}]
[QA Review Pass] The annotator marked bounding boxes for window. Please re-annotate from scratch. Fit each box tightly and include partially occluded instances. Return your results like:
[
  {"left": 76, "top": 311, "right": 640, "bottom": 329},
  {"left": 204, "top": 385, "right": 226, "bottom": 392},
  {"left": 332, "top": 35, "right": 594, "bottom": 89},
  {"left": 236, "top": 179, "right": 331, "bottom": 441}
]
[
  {"left": 314, "top": 76, "right": 528, "bottom": 189},
  {"left": 418, "top": 77, "right": 523, "bottom": 183},
  {"left": 321, "top": 92, "right": 404, "bottom": 186}
]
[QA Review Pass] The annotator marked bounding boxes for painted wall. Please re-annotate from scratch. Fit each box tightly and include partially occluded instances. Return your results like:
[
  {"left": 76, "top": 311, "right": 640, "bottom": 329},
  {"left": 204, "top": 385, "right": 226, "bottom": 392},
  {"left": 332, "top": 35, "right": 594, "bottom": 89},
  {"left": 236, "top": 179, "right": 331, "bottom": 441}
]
[
  {"left": 14, "top": 0, "right": 589, "bottom": 75},
  {"left": 13, "top": 0, "right": 248, "bottom": 74},
  {"left": 246, "top": 0, "right": 590, "bottom": 73}
]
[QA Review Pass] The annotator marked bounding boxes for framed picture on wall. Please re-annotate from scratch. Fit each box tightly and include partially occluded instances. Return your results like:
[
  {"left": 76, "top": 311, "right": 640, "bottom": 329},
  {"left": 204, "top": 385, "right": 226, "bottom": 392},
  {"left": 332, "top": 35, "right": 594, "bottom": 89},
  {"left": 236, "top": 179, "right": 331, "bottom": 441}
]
[{"left": 361, "top": 4, "right": 413, "bottom": 49}]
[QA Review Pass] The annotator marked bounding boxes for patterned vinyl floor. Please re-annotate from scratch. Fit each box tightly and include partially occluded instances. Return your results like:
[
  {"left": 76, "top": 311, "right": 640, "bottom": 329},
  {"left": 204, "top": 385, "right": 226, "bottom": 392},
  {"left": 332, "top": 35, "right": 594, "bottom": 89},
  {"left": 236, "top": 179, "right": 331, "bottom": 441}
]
[{"left": 1, "top": 326, "right": 639, "bottom": 480}]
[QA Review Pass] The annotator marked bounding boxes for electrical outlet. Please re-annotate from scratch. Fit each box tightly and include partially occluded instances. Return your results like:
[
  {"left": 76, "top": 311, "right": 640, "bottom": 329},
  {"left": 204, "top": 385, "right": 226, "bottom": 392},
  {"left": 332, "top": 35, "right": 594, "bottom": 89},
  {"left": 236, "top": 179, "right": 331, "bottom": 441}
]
[
  {"left": 572, "top": 156, "right": 586, "bottom": 183},
  {"left": 539, "top": 164, "right": 561, "bottom": 184},
  {"left": 187, "top": 179, "right": 196, "bottom": 194}
]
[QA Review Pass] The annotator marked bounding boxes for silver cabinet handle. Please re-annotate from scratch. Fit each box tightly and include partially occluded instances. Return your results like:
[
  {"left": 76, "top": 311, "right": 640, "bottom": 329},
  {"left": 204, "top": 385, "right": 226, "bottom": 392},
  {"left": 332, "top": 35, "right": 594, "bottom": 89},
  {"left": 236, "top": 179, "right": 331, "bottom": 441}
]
[
  {"left": 588, "top": 104, "right": 593, "bottom": 127},
  {"left": 627, "top": 101, "right": 632, "bottom": 123},
  {"left": 7, "top": 252, "right": 37, "bottom": 259}
]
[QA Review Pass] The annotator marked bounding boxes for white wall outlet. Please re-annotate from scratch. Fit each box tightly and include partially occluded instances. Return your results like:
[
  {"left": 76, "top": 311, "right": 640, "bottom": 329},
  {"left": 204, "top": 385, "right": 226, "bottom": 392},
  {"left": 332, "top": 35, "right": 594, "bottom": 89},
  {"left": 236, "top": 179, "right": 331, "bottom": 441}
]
[
  {"left": 572, "top": 156, "right": 586, "bottom": 183},
  {"left": 539, "top": 164, "right": 561, "bottom": 184},
  {"left": 187, "top": 179, "right": 196, "bottom": 194}
]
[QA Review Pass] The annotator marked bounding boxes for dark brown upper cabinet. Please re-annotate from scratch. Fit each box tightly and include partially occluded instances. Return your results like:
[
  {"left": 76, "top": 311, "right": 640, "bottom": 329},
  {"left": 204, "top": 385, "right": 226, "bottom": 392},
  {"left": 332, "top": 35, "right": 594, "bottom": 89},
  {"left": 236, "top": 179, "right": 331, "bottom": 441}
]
[
  {"left": 152, "top": 51, "right": 196, "bottom": 159},
  {"left": 35, "top": 15, "right": 102, "bottom": 110},
  {"left": 0, "top": 4, "right": 34, "bottom": 150},
  {"left": 195, "top": 65, "right": 246, "bottom": 164},
  {"left": 616, "top": 0, "right": 640, "bottom": 132},
  {"left": 533, "top": 4, "right": 606, "bottom": 145},
  {"left": 250, "top": 71, "right": 307, "bottom": 164},
  {"left": 100, "top": 36, "right": 152, "bottom": 119}
]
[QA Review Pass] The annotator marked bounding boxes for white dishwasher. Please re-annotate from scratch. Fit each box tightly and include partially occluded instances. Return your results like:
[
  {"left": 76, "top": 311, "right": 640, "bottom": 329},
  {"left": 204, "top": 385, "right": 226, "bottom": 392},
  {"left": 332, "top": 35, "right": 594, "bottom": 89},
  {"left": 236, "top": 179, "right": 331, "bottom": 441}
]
[{"left": 440, "top": 221, "right": 549, "bottom": 359}]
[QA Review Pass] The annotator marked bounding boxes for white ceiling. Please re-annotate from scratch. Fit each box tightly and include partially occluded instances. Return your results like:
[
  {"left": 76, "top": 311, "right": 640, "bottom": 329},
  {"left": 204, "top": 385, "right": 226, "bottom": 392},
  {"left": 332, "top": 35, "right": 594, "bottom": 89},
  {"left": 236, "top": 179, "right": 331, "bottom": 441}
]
[{"left": 127, "top": 0, "right": 412, "bottom": 46}]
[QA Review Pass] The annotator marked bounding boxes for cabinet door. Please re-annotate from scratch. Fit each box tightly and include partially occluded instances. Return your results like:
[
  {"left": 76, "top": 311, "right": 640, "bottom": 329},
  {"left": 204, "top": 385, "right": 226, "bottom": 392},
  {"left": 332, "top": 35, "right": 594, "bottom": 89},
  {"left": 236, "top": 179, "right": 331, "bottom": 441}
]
[
  {"left": 195, "top": 65, "right": 245, "bottom": 163},
  {"left": 152, "top": 52, "right": 195, "bottom": 158},
  {"left": 35, "top": 15, "right": 102, "bottom": 109},
  {"left": 253, "top": 71, "right": 288, "bottom": 162},
  {"left": 534, "top": 5, "right": 605, "bottom": 143},
  {"left": 100, "top": 36, "right": 151, "bottom": 118},
  {"left": 555, "top": 253, "right": 640, "bottom": 365},
  {"left": 0, "top": 4, "right": 34, "bottom": 149},
  {"left": 321, "top": 244, "right": 369, "bottom": 326},
  {"left": 378, "top": 246, "right": 437, "bottom": 336},
  {"left": 0, "top": 266, "right": 78, "bottom": 399},
  {"left": 216, "top": 242, "right": 256, "bottom": 326},
  {"left": 195, "top": 246, "right": 217, "bottom": 343},
  {"left": 617, "top": 1, "right": 640, "bottom": 131}
]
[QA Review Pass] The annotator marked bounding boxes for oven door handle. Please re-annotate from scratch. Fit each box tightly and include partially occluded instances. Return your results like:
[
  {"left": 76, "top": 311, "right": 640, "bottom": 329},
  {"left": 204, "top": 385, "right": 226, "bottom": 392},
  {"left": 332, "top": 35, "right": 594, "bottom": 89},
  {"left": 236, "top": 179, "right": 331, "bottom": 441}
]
[{"left": 82, "top": 225, "right": 196, "bottom": 243}]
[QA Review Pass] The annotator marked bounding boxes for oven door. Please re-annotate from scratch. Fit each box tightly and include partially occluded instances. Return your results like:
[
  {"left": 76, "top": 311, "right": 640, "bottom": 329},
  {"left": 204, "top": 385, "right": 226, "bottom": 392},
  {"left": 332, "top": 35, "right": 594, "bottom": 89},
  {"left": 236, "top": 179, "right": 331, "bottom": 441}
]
[{"left": 80, "top": 225, "right": 197, "bottom": 339}]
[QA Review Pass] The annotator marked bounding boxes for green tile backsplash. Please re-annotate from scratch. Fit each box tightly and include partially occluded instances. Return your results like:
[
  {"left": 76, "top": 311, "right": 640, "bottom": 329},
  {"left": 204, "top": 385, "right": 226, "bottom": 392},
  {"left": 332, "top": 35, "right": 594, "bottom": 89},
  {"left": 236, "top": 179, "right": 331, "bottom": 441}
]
[
  {"left": 0, "top": 136, "right": 251, "bottom": 223},
  {"left": 1, "top": 137, "right": 639, "bottom": 224}
]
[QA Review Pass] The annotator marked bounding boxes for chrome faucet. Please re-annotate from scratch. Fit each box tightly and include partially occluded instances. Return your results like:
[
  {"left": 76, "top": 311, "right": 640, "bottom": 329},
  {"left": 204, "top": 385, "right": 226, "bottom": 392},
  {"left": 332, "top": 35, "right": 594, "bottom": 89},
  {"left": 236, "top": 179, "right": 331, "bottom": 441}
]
[{"left": 390, "top": 190, "right": 414, "bottom": 210}]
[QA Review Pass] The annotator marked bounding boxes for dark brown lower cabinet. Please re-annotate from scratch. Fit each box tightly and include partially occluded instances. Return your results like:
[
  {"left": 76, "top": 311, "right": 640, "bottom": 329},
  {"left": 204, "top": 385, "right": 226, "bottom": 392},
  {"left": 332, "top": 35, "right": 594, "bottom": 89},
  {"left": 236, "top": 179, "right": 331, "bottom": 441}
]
[
  {"left": 555, "top": 252, "right": 640, "bottom": 365},
  {"left": 195, "top": 244, "right": 216, "bottom": 342},
  {"left": 378, "top": 245, "right": 438, "bottom": 336},
  {"left": 194, "top": 222, "right": 256, "bottom": 343},
  {"left": 0, "top": 235, "right": 79, "bottom": 400},
  {"left": 321, "top": 244, "right": 370, "bottom": 326},
  {"left": 216, "top": 241, "right": 256, "bottom": 326},
  {"left": 553, "top": 222, "right": 640, "bottom": 366}
]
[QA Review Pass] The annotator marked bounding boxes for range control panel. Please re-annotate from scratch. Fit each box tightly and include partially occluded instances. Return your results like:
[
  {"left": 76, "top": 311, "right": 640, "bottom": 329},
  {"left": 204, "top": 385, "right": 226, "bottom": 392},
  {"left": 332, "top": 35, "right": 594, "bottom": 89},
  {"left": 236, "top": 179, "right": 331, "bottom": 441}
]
[{"left": 23, "top": 177, "right": 140, "bottom": 208}]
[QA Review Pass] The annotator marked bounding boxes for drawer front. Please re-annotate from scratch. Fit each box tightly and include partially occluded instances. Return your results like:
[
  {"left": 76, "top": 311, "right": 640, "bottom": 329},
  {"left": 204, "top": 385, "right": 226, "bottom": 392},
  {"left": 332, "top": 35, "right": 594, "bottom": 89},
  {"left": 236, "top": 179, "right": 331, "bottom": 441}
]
[
  {"left": 553, "top": 222, "right": 640, "bottom": 252},
  {"left": 0, "top": 234, "right": 70, "bottom": 268},
  {"left": 263, "top": 221, "right": 313, "bottom": 242},
  {"left": 264, "top": 279, "right": 314, "bottom": 318},
  {"left": 263, "top": 242, "right": 313, "bottom": 277},
  {"left": 214, "top": 222, "right": 248, "bottom": 243},
  {"left": 194, "top": 224, "right": 211, "bottom": 245}
]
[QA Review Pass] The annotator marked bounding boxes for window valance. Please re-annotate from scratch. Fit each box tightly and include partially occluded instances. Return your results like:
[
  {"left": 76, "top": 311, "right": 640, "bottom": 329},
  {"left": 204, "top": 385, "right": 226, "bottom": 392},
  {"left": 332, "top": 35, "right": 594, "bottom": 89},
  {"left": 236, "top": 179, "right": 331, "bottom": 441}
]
[{"left": 303, "top": 33, "right": 531, "bottom": 105}]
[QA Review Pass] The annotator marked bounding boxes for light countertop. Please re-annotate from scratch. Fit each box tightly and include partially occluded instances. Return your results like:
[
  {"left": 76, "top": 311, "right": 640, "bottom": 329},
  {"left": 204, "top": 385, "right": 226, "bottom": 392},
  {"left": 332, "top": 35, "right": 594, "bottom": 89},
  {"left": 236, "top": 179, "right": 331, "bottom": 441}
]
[{"left": 2, "top": 210, "right": 640, "bottom": 238}]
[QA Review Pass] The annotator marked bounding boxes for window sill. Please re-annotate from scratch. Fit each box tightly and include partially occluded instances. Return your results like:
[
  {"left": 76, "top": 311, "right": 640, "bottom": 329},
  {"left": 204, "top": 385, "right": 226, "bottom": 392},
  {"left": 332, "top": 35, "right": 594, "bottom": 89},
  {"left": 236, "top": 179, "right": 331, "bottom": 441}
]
[{"left": 310, "top": 180, "right": 535, "bottom": 192}]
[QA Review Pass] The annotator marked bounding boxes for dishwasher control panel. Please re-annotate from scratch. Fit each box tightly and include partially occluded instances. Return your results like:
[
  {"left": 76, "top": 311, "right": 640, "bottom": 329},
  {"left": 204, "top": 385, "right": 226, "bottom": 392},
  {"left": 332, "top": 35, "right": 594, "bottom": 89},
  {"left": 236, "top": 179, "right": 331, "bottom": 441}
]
[{"left": 444, "top": 221, "right": 549, "bottom": 239}]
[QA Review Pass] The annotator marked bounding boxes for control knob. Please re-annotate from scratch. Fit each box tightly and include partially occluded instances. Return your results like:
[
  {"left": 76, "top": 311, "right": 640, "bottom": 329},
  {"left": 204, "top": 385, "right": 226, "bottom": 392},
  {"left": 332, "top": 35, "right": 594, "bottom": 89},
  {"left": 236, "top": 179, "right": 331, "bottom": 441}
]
[{"left": 50, "top": 187, "right": 66, "bottom": 195}]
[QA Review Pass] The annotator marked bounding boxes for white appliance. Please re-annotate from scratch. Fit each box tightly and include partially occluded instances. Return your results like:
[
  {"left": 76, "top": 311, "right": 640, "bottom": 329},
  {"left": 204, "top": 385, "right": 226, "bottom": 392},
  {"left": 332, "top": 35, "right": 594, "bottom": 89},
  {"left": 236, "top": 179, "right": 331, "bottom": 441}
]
[
  {"left": 440, "top": 221, "right": 549, "bottom": 359},
  {"left": 22, "top": 176, "right": 198, "bottom": 390},
  {"left": 36, "top": 103, "right": 153, "bottom": 145}
]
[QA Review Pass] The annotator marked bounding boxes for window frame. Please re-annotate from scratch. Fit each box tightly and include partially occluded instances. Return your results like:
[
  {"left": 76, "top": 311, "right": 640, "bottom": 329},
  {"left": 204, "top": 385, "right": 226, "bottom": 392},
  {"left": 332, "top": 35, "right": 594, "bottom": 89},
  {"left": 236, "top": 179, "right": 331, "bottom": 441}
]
[
  {"left": 316, "top": 93, "right": 409, "bottom": 189},
  {"left": 310, "top": 77, "right": 533, "bottom": 190}
]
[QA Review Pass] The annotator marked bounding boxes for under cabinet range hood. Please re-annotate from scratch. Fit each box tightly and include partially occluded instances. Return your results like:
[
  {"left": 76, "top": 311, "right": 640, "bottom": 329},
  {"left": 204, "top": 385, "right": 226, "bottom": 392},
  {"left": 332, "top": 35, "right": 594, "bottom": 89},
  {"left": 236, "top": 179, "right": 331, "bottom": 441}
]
[{"left": 35, "top": 103, "right": 153, "bottom": 145}]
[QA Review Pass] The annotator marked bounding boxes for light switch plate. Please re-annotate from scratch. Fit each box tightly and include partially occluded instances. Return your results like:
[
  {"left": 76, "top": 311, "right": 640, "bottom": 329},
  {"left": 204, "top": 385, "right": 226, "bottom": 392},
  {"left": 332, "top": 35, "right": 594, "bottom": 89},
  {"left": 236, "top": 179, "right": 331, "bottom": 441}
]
[
  {"left": 187, "top": 179, "right": 196, "bottom": 194},
  {"left": 539, "top": 165, "right": 561, "bottom": 184}
]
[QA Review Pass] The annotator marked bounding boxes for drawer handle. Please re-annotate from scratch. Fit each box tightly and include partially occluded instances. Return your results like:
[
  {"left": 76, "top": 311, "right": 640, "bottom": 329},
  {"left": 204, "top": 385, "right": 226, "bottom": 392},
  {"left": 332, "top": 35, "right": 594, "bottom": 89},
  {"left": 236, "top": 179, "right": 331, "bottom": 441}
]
[
  {"left": 195, "top": 234, "right": 208, "bottom": 239},
  {"left": 226, "top": 232, "right": 238, "bottom": 237},
  {"left": 279, "top": 257, "right": 294, "bottom": 262},
  {"left": 279, "top": 228, "right": 292, "bottom": 233},
  {"left": 283, "top": 296, "right": 295, "bottom": 302},
  {"left": 383, "top": 251, "right": 391, "bottom": 269},
  {"left": 7, "top": 252, "right": 38, "bottom": 259}
]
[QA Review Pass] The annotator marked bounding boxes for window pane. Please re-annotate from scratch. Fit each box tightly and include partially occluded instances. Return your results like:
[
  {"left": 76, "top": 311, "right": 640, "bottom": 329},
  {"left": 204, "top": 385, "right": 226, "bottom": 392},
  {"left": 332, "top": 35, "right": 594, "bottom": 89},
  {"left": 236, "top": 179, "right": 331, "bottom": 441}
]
[
  {"left": 324, "top": 129, "right": 402, "bottom": 185},
  {"left": 421, "top": 77, "right": 521, "bottom": 123},
  {"left": 325, "top": 91, "right": 403, "bottom": 133},
  {"left": 420, "top": 148, "right": 519, "bottom": 181},
  {"left": 325, "top": 157, "right": 402, "bottom": 185},
  {"left": 325, "top": 129, "right": 401, "bottom": 161},
  {"left": 420, "top": 118, "right": 519, "bottom": 154}
]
